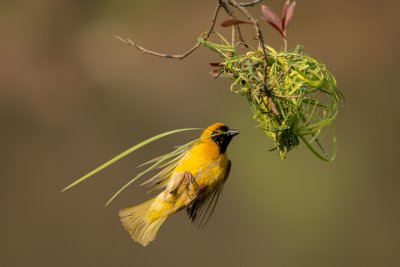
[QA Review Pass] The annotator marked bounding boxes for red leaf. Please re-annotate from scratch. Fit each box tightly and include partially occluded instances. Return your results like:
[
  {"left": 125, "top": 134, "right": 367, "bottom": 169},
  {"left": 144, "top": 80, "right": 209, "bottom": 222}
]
[
  {"left": 210, "top": 69, "right": 221, "bottom": 79},
  {"left": 267, "top": 22, "right": 285, "bottom": 38},
  {"left": 261, "top": 5, "right": 281, "bottom": 28},
  {"left": 281, "top": 0, "right": 290, "bottom": 29},
  {"left": 282, "top": 0, "right": 290, "bottom": 17},
  {"left": 260, "top": 5, "right": 284, "bottom": 36},
  {"left": 283, "top": 1, "right": 296, "bottom": 31},
  {"left": 221, "top": 19, "right": 253, "bottom": 27},
  {"left": 209, "top": 62, "right": 221, "bottom": 67}
]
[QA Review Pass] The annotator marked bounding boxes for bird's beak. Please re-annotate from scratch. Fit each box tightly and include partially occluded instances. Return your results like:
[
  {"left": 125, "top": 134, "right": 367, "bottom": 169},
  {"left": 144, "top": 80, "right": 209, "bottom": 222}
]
[{"left": 227, "top": 128, "right": 240, "bottom": 136}]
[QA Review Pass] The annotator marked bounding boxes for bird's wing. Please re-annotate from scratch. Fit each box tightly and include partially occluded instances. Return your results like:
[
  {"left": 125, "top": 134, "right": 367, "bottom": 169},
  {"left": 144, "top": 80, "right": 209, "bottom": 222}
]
[
  {"left": 223, "top": 159, "right": 231, "bottom": 183},
  {"left": 141, "top": 162, "right": 179, "bottom": 193},
  {"left": 186, "top": 160, "right": 231, "bottom": 228},
  {"left": 140, "top": 150, "right": 189, "bottom": 193}
]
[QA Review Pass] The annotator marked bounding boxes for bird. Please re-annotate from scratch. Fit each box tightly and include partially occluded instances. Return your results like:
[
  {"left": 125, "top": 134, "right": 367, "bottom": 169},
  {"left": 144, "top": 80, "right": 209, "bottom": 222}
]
[{"left": 119, "top": 122, "right": 239, "bottom": 246}]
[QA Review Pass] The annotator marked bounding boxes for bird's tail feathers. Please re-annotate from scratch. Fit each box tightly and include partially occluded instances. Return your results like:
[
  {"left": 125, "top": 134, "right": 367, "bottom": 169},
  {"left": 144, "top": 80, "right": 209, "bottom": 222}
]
[{"left": 119, "top": 198, "right": 167, "bottom": 247}]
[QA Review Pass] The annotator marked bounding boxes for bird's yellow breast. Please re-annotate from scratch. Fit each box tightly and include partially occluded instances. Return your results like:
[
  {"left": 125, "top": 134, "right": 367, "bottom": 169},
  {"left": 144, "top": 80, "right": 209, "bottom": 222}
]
[
  {"left": 146, "top": 124, "right": 235, "bottom": 222},
  {"left": 175, "top": 141, "right": 228, "bottom": 186},
  {"left": 153, "top": 141, "right": 228, "bottom": 212}
]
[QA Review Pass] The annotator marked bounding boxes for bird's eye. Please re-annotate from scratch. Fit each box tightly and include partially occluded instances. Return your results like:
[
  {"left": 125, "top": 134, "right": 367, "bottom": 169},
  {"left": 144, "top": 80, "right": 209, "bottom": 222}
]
[
  {"left": 212, "top": 130, "right": 222, "bottom": 136},
  {"left": 212, "top": 126, "right": 229, "bottom": 137}
]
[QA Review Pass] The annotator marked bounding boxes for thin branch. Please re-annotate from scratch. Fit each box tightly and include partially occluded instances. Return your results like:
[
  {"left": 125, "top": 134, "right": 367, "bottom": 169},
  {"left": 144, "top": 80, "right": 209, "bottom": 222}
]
[
  {"left": 238, "top": 0, "right": 263, "bottom": 7},
  {"left": 227, "top": 0, "right": 264, "bottom": 50},
  {"left": 220, "top": 0, "right": 249, "bottom": 47},
  {"left": 283, "top": 37, "right": 288, "bottom": 50},
  {"left": 219, "top": 0, "right": 233, "bottom": 16},
  {"left": 227, "top": 0, "right": 268, "bottom": 80},
  {"left": 116, "top": 0, "right": 265, "bottom": 61},
  {"left": 231, "top": 24, "right": 236, "bottom": 45},
  {"left": 235, "top": 25, "right": 248, "bottom": 47},
  {"left": 116, "top": 2, "right": 221, "bottom": 60},
  {"left": 227, "top": 0, "right": 277, "bottom": 113}
]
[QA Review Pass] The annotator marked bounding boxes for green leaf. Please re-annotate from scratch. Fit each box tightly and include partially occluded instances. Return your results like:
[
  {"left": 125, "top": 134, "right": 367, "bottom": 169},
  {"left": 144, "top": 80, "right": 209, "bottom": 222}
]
[{"left": 62, "top": 128, "right": 201, "bottom": 192}]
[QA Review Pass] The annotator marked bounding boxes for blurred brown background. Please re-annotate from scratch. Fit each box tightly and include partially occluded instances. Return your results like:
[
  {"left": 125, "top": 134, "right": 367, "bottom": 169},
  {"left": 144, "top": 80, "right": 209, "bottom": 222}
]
[{"left": 1, "top": 0, "right": 399, "bottom": 266}]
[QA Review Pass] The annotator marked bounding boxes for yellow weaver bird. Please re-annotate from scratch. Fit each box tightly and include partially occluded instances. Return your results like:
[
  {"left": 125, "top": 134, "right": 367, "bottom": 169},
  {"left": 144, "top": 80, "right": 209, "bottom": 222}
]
[{"left": 119, "top": 122, "right": 239, "bottom": 246}]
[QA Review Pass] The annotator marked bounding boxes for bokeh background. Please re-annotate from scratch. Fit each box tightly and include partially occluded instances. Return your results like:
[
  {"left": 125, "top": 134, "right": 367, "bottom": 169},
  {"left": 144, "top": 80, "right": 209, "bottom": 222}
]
[{"left": 1, "top": 0, "right": 399, "bottom": 266}]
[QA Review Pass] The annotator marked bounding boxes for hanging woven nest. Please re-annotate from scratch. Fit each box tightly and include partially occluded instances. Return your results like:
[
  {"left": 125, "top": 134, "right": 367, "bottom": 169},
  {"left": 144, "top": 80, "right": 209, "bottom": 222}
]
[{"left": 200, "top": 34, "right": 343, "bottom": 160}]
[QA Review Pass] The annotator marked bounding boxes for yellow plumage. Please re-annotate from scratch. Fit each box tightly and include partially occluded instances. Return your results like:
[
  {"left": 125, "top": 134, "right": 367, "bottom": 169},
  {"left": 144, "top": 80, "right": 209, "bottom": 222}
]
[{"left": 119, "top": 122, "right": 239, "bottom": 246}]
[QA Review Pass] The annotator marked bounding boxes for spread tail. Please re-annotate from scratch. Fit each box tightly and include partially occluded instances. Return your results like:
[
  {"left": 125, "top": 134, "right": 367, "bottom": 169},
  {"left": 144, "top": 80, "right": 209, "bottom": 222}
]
[{"left": 119, "top": 198, "right": 167, "bottom": 247}]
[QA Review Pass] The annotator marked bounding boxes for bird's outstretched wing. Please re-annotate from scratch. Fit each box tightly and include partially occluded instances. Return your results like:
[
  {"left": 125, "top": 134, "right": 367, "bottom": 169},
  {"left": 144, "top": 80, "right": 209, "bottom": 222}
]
[
  {"left": 140, "top": 149, "right": 189, "bottom": 193},
  {"left": 186, "top": 160, "right": 231, "bottom": 228}
]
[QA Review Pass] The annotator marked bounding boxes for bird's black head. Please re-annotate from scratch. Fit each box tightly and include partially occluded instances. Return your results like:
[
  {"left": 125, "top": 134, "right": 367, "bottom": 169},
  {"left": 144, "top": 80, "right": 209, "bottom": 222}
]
[{"left": 210, "top": 124, "right": 240, "bottom": 154}]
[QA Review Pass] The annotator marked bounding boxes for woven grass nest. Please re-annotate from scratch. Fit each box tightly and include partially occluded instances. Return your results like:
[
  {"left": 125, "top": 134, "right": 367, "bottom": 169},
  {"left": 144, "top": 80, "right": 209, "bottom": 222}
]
[{"left": 200, "top": 34, "right": 344, "bottom": 160}]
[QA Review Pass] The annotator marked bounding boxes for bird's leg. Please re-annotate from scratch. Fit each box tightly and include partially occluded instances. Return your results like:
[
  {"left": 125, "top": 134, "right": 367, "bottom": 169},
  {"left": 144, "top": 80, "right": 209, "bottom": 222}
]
[
  {"left": 169, "top": 171, "right": 197, "bottom": 195},
  {"left": 169, "top": 173, "right": 187, "bottom": 194},
  {"left": 169, "top": 172, "right": 208, "bottom": 200},
  {"left": 195, "top": 184, "right": 208, "bottom": 195},
  {"left": 183, "top": 172, "right": 208, "bottom": 200}
]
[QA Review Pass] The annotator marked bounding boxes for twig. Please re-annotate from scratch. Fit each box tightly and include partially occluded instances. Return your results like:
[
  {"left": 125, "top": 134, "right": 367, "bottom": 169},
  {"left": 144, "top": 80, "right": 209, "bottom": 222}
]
[
  {"left": 235, "top": 25, "right": 247, "bottom": 45},
  {"left": 238, "top": 0, "right": 263, "bottom": 7},
  {"left": 283, "top": 37, "right": 288, "bottom": 51},
  {"left": 227, "top": 0, "right": 268, "bottom": 85},
  {"left": 219, "top": 0, "right": 247, "bottom": 47},
  {"left": 227, "top": 0, "right": 265, "bottom": 51},
  {"left": 116, "top": 0, "right": 265, "bottom": 62},
  {"left": 219, "top": 0, "right": 233, "bottom": 16},
  {"left": 226, "top": 0, "right": 278, "bottom": 115},
  {"left": 116, "top": 2, "right": 221, "bottom": 60},
  {"left": 231, "top": 23, "right": 236, "bottom": 45}
]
